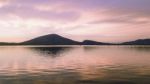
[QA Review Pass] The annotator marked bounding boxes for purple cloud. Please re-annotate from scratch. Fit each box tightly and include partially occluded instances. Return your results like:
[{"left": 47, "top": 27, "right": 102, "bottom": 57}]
[{"left": 0, "top": 0, "right": 150, "bottom": 42}]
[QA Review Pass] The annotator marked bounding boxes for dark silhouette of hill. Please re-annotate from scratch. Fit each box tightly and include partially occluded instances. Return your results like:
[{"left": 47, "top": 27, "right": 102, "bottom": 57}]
[
  {"left": 122, "top": 39, "right": 150, "bottom": 45},
  {"left": 82, "top": 40, "right": 111, "bottom": 45},
  {"left": 0, "top": 34, "right": 150, "bottom": 45},
  {"left": 21, "top": 34, "right": 112, "bottom": 45},
  {"left": 0, "top": 42, "right": 18, "bottom": 45},
  {"left": 21, "top": 34, "right": 80, "bottom": 45}
]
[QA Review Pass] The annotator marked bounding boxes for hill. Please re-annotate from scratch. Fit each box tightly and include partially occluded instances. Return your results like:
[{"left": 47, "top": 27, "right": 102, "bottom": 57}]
[
  {"left": 82, "top": 40, "right": 111, "bottom": 45},
  {"left": 21, "top": 34, "right": 80, "bottom": 45},
  {"left": 0, "top": 34, "right": 150, "bottom": 45},
  {"left": 122, "top": 39, "right": 150, "bottom": 45}
]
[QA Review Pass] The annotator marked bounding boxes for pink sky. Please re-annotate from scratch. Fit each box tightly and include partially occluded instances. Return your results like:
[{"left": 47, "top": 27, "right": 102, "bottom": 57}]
[{"left": 0, "top": 0, "right": 150, "bottom": 43}]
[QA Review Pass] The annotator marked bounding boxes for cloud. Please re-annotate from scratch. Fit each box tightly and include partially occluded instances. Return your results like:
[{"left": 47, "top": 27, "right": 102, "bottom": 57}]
[
  {"left": 0, "top": 3, "right": 80, "bottom": 22},
  {"left": 0, "top": 0, "right": 10, "bottom": 7},
  {"left": 89, "top": 15, "right": 150, "bottom": 25},
  {"left": 0, "top": 0, "right": 150, "bottom": 42}
]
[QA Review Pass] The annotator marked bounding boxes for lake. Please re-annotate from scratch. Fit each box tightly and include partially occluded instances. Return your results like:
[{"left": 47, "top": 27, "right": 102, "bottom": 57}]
[{"left": 0, "top": 46, "right": 150, "bottom": 84}]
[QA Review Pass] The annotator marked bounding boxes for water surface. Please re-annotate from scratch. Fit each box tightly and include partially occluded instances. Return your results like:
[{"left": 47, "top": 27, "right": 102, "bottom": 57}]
[{"left": 0, "top": 46, "right": 150, "bottom": 84}]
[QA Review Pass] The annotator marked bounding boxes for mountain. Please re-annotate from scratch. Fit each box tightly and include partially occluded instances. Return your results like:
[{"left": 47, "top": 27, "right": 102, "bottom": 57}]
[
  {"left": 21, "top": 34, "right": 80, "bottom": 45},
  {"left": 0, "top": 34, "right": 150, "bottom": 45},
  {"left": 122, "top": 39, "right": 150, "bottom": 45},
  {"left": 0, "top": 42, "right": 18, "bottom": 45},
  {"left": 82, "top": 40, "right": 111, "bottom": 45},
  {"left": 21, "top": 34, "right": 112, "bottom": 45}
]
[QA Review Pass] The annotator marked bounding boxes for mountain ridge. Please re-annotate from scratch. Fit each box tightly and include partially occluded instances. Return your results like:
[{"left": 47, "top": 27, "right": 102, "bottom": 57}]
[
  {"left": 21, "top": 34, "right": 80, "bottom": 45},
  {"left": 0, "top": 34, "right": 150, "bottom": 45},
  {"left": 122, "top": 39, "right": 150, "bottom": 45}
]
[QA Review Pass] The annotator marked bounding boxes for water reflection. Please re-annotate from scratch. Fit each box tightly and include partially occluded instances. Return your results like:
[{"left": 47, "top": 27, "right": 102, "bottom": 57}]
[
  {"left": 29, "top": 47, "right": 73, "bottom": 57},
  {"left": 0, "top": 46, "right": 150, "bottom": 84}
]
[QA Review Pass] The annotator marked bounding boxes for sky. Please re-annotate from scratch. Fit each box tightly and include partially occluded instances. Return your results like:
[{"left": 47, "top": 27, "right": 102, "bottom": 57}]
[{"left": 0, "top": 0, "right": 150, "bottom": 43}]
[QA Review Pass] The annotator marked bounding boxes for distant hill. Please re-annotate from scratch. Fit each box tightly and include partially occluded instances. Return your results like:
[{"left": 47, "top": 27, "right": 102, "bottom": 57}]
[
  {"left": 0, "top": 34, "right": 150, "bottom": 45},
  {"left": 0, "top": 42, "right": 18, "bottom": 45},
  {"left": 21, "top": 34, "right": 112, "bottom": 45},
  {"left": 122, "top": 39, "right": 150, "bottom": 45},
  {"left": 21, "top": 34, "right": 80, "bottom": 45},
  {"left": 82, "top": 40, "right": 111, "bottom": 45}
]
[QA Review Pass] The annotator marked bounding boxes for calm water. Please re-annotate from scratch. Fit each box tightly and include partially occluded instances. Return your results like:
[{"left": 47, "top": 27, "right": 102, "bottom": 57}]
[{"left": 0, "top": 46, "right": 150, "bottom": 84}]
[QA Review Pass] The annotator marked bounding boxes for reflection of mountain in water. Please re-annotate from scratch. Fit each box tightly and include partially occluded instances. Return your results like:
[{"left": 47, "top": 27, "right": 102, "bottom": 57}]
[
  {"left": 83, "top": 46, "right": 100, "bottom": 51},
  {"left": 29, "top": 47, "right": 73, "bottom": 57},
  {"left": 126, "top": 46, "right": 150, "bottom": 52},
  {"left": 0, "top": 46, "right": 150, "bottom": 84}
]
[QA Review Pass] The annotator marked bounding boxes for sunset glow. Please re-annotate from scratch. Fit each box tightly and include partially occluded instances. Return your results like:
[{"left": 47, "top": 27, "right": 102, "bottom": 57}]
[{"left": 0, "top": 0, "right": 150, "bottom": 42}]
